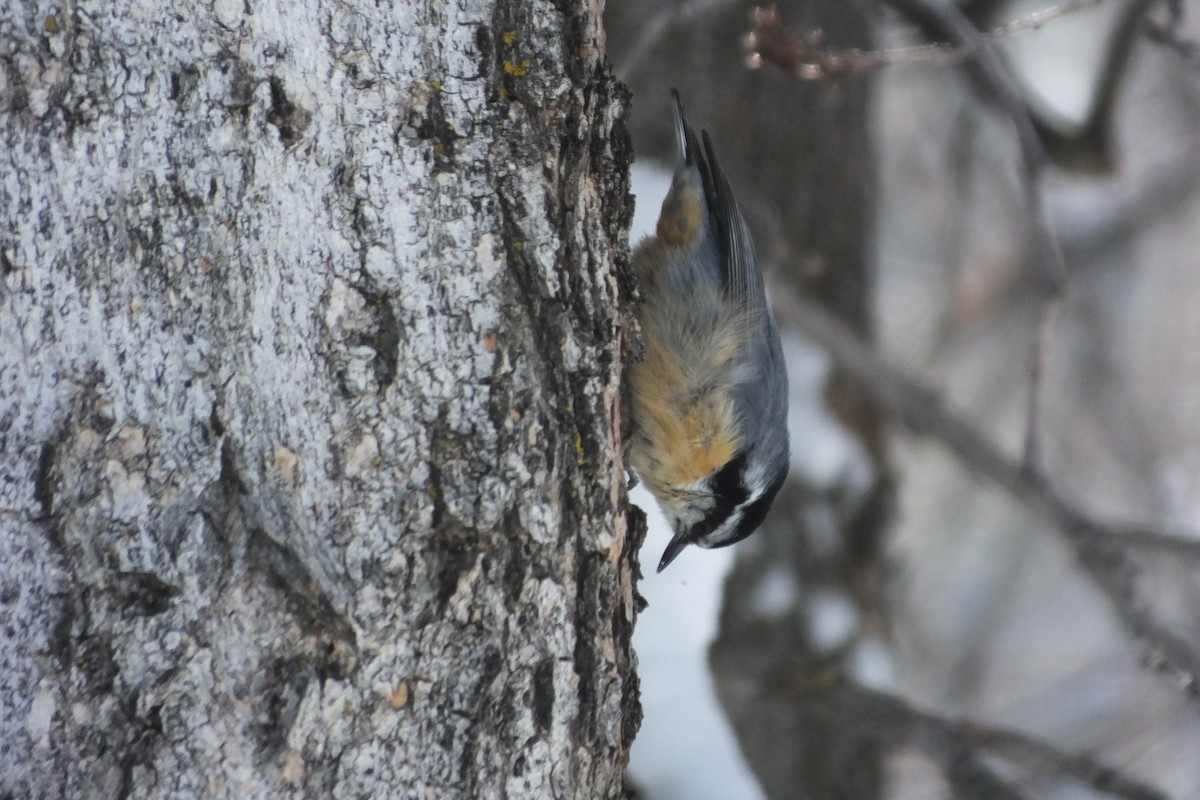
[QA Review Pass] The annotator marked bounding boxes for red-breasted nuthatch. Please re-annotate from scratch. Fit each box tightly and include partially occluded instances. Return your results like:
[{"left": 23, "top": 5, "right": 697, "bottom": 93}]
[{"left": 629, "top": 90, "right": 790, "bottom": 572}]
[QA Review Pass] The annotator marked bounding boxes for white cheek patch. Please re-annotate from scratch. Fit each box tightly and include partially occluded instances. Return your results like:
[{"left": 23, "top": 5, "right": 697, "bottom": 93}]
[{"left": 695, "top": 505, "right": 746, "bottom": 549}]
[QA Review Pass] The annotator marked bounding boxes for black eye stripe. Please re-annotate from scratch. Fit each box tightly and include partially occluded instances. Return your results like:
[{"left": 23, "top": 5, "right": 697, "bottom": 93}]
[
  {"left": 733, "top": 468, "right": 786, "bottom": 540},
  {"left": 710, "top": 452, "right": 747, "bottom": 500},
  {"left": 695, "top": 454, "right": 788, "bottom": 546},
  {"left": 695, "top": 453, "right": 750, "bottom": 536}
]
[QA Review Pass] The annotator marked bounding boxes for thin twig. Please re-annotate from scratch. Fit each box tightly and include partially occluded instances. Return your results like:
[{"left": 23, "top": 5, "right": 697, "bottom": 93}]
[{"left": 1022, "top": 297, "right": 1060, "bottom": 475}]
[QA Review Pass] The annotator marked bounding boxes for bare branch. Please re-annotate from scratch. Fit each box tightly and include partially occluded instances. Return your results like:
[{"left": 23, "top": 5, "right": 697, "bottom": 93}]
[
  {"left": 1145, "top": 12, "right": 1200, "bottom": 69},
  {"left": 779, "top": 683, "right": 1169, "bottom": 800},
  {"left": 881, "top": 0, "right": 1074, "bottom": 481},
  {"left": 749, "top": 0, "right": 1164, "bottom": 173},
  {"left": 746, "top": 1, "right": 1106, "bottom": 77},
  {"left": 750, "top": 0, "right": 1179, "bottom": 483},
  {"left": 752, "top": 1, "right": 1084, "bottom": 477},
  {"left": 773, "top": 289, "right": 1200, "bottom": 688}
]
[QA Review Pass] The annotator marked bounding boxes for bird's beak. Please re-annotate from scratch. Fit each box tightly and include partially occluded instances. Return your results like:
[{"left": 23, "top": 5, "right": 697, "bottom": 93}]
[{"left": 657, "top": 528, "right": 691, "bottom": 573}]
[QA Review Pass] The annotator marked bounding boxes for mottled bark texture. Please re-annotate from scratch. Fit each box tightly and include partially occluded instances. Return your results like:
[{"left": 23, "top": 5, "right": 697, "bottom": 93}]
[
  {"left": 1, "top": 1, "right": 639, "bottom": 798},
  {"left": 608, "top": 0, "right": 883, "bottom": 797}
]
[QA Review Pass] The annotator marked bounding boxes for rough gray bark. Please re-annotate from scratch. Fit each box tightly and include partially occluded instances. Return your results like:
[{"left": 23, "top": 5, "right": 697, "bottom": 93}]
[{"left": 1, "top": 1, "right": 639, "bottom": 798}]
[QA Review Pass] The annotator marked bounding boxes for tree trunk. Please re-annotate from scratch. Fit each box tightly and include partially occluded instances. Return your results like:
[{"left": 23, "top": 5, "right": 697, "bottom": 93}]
[{"left": 1, "top": 1, "right": 638, "bottom": 798}]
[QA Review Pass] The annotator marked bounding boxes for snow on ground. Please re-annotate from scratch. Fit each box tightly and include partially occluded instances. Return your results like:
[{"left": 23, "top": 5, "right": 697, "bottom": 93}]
[{"left": 628, "top": 488, "right": 766, "bottom": 800}]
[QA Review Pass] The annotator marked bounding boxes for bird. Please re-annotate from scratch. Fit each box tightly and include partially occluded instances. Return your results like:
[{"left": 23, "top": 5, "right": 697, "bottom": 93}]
[{"left": 628, "top": 89, "right": 790, "bottom": 572}]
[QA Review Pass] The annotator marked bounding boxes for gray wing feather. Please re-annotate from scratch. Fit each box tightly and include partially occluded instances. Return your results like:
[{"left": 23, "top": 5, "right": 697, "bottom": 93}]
[
  {"left": 669, "top": 88, "right": 766, "bottom": 317},
  {"left": 700, "top": 130, "right": 765, "bottom": 316},
  {"left": 670, "top": 89, "right": 704, "bottom": 175}
]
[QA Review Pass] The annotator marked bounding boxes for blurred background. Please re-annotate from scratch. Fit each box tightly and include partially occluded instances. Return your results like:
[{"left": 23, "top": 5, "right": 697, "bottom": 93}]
[{"left": 610, "top": 1, "right": 1200, "bottom": 798}]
